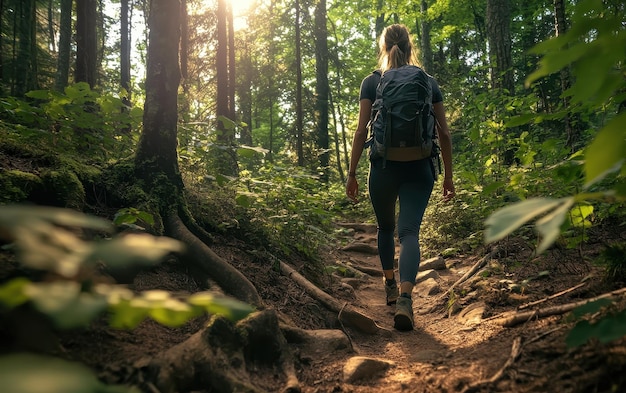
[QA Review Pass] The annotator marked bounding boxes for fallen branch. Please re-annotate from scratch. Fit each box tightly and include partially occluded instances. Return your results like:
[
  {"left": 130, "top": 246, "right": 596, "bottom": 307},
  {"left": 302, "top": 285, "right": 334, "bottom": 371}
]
[
  {"left": 279, "top": 260, "right": 381, "bottom": 335},
  {"left": 517, "top": 282, "right": 587, "bottom": 310},
  {"left": 488, "top": 286, "right": 626, "bottom": 327},
  {"left": 462, "top": 336, "right": 522, "bottom": 393},
  {"left": 428, "top": 248, "right": 499, "bottom": 313}
]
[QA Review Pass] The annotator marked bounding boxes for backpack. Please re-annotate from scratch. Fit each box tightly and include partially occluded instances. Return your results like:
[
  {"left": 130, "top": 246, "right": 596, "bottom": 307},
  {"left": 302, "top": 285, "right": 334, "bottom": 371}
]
[{"left": 366, "top": 65, "right": 437, "bottom": 165}]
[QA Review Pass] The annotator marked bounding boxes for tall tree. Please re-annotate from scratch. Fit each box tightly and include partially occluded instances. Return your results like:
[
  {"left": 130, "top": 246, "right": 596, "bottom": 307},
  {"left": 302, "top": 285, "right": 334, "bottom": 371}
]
[
  {"left": 135, "top": 0, "right": 261, "bottom": 308},
  {"left": 486, "top": 0, "right": 514, "bottom": 93},
  {"left": 554, "top": 0, "right": 578, "bottom": 150},
  {"left": 75, "top": 0, "right": 98, "bottom": 87},
  {"left": 419, "top": 0, "right": 433, "bottom": 73},
  {"left": 54, "top": 0, "right": 72, "bottom": 92},
  {"left": 135, "top": 0, "right": 182, "bottom": 188},
  {"left": 15, "top": 0, "right": 36, "bottom": 96},
  {"left": 227, "top": 1, "right": 236, "bottom": 122},
  {"left": 295, "top": 0, "right": 304, "bottom": 166},
  {"left": 121, "top": 0, "right": 131, "bottom": 100},
  {"left": 314, "top": 0, "right": 329, "bottom": 180},
  {"left": 215, "top": 0, "right": 237, "bottom": 175}
]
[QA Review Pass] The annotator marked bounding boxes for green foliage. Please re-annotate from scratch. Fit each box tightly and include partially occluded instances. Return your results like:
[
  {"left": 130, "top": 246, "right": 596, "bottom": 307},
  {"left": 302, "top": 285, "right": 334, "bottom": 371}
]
[
  {"left": 0, "top": 170, "right": 42, "bottom": 203},
  {"left": 595, "top": 243, "right": 626, "bottom": 282},
  {"left": 234, "top": 164, "right": 336, "bottom": 258},
  {"left": 0, "top": 205, "right": 255, "bottom": 330},
  {"left": 566, "top": 299, "right": 626, "bottom": 348},
  {"left": 0, "top": 84, "right": 142, "bottom": 160},
  {"left": 0, "top": 353, "right": 138, "bottom": 393},
  {"left": 485, "top": 0, "right": 626, "bottom": 254}
]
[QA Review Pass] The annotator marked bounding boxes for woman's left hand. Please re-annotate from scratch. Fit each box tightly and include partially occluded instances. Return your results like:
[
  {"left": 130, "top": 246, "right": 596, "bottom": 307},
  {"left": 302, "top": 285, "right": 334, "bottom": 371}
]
[{"left": 346, "top": 177, "right": 359, "bottom": 203}]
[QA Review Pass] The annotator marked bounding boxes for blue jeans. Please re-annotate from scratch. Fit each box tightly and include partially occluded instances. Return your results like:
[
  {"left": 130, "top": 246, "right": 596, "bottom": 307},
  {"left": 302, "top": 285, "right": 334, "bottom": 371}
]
[{"left": 368, "top": 158, "right": 435, "bottom": 285}]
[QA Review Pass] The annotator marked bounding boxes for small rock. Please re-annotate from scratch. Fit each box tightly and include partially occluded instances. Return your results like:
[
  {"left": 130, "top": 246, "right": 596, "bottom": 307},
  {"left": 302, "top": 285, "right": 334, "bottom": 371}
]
[
  {"left": 419, "top": 256, "right": 446, "bottom": 271},
  {"left": 342, "top": 242, "right": 378, "bottom": 255},
  {"left": 416, "top": 269, "right": 440, "bottom": 283},
  {"left": 343, "top": 356, "right": 393, "bottom": 384},
  {"left": 415, "top": 278, "right": 441, "bottom": 297},
  {"left": 457, "top": 302, "right": 487, "bottom": 325},
  {"left": 341, "top": 278, "right": 361, "bottom": 289}
]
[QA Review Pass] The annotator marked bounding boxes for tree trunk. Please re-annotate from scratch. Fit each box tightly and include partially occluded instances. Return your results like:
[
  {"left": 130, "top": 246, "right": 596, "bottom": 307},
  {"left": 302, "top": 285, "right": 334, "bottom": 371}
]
[
  {"left": 375, "top": 0, "right": 385, "bottom": 44},
  {"left": 227, "top": 1, "right": 236, "bottom": 122},
  {"left": 0, "top": 0, "right": 4, "bottom": 94},
  {"left": 295, "top": 0, "right": 304, "bottom": 166},
  {"left": 121, "top": 0, "right": 131, "bottom": 99},
  {"left": 486, "top": 0, "right": 514, "bottom": 93},
  {"left": 554, "top": 0, "right": 579, "bottom": 151},
  {"left": 135, "top": 0, "right": 182, "bottom": 188},
  {"left": 15, "top": 0, "right": 35, "bottom": 96},
  {"left": 314, "top": 0, "right": 329, "bottom": 181},
  {"left": 54, "top": 0, "right": 72, "bottom": 92},
  {"left": 215, "top": 0, "right": 238, "bottom": 175},
  {"left": 47, "top": 0, "right": 55, "bottom": 53},
  {"left": 419, "top": 0, "right": 433, "bottom": 73},
  {"left": 75, "top": 0, "right": 98, "bottom": 87},
  {"left": 238, "top": 35, "right": 253, "bottom": 146}
]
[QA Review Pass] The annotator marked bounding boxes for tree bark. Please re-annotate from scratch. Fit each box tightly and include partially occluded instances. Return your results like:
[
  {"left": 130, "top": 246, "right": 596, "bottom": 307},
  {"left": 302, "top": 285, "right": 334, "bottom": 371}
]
[
  {"left": 75, "top": 0, "right": 98, "bottom": 87},
  {"left": 135, "top": 0, "right": 182, "bottom": 188},
  {"left": 554, "top": 0, "right": 579, "bottom": 151},
  {"left": 419, "top": 0, "right": 433, "bottom": 73},
  {"left": 15, "top": 0, "right": 36, "bottom": 96},
  {"left": 121, "top": 0, "right": 131, "bottom": 99},
  {"left": 141, "top": 310, "right": 300, "bottom": 393},
  {"left": 486, "top": 0, "right": 514, "bottom": 93},
  {"left": 54, "top": 0, "right": 72, "bottom": 92},
  {"left": 215, "top": 0, "right": 238, "bottom": 175},
  {"left": 314, "top": 0, "right": 330, "bottom": 181},
  {"left": 295, "top": 0, "right": 304, "bottom": 166}
]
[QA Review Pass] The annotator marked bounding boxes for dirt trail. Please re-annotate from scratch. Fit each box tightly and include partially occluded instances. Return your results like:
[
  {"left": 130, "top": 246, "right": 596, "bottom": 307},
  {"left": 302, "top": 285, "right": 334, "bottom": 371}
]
[{"left": 299, "top": 223, "right": 584, "bottom": 393}]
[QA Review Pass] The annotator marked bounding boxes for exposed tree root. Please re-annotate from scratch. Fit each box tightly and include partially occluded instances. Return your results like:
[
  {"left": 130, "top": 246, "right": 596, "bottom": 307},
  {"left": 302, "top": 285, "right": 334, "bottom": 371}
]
[
  {"left": 517, "top": 282, "right": 586, "bottom": 310},
  {"left": 138, "top": 309, "right": 300, "bottom": 393},
  {"left": 165, "top": 211, "right": 262, "bottom": 307},
  {"left": 279, "top": 260, "right": 382, "bottom": 334},
  {"left": 486, "top": 286, "right": 626, "bottom": 327},
  {"left": 428, "top": 247, "right": 500, "bottom": 313}
]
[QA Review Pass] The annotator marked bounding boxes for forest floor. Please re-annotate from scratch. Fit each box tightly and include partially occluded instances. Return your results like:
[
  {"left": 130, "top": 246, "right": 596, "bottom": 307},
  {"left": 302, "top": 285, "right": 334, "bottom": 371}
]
[{"left": 39, "top": 217, "right": 626, "bottom": 393}]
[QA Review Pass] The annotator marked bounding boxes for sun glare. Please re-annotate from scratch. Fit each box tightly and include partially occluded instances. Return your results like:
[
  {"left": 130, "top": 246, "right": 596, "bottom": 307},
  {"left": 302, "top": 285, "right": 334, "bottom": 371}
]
[{"left": 192, "top": 0, "right": 257, "bottom": 30}]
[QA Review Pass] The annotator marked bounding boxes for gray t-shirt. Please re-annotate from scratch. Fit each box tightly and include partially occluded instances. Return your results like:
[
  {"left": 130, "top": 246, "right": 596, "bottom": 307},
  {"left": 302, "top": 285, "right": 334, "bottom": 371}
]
[{"left": 359, "top": 69, "right": 443, "bottom": 103}]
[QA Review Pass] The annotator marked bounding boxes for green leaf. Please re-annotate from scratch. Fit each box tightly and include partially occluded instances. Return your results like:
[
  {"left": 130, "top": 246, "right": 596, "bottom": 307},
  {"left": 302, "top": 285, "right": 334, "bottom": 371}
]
[
  {"left": 148, "top": 299, "right": 200, "bottom": 327},
  {"left": 570, "top": 204, "right": 594, "bottom": 228},
  {"left": 571, "top": 298, "right": 613, "bottom": 319},
  {"left": 85, "top": 234, "right": 184, "bottom": 269},
  {"left": 0, "top": 353, "right": 138, "bottom": 393},
  {"left": 25, "top": 90, "right": 51, "bottom": 100},
  {"left": 235, "top": 193, "right": 252, "bottom": 208},
  {"left": 504, "top": 113, "right": 536, "bottom": 128},
  {"left": 584, "top": 113, "right": 626, "bottom": 188},
  {"left": 108, "top": 298, "right": 149, "bottom": 329},
  {"left": 535, "top": 199, "right": 575, "bottom": 254},
  {"left": 188, "top": 292, "right": 255, "bottom": 321},
  {"left": 567, "top": 308, "right": 626, "bottom": 348},
  {"left": 485, "top": 198, "right": 569, "bottom": 243},
  {"left": 0, "top": 278, "right": 30, "bottom": 309},
  {"left": 25, "top": 282, "right": 108, "bottom": 329}
]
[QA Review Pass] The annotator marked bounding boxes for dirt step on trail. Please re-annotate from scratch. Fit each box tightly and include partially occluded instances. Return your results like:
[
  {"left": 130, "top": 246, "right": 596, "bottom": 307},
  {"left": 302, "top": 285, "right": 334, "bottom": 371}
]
[{"left": 322, "top": 223, "right": 517, "bottom": 393}]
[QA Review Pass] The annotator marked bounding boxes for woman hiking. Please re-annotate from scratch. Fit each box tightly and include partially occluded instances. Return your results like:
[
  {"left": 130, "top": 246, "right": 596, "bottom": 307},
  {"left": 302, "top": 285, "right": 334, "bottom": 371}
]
[{"left": 346, "top": 24, "right": 455, "bottom": 331}]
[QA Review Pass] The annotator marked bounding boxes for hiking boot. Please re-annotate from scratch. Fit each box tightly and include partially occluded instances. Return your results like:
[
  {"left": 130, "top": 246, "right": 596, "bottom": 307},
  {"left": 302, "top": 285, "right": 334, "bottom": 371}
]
[
  {"left": 384, "top": 278, "right": 399, "bottom": 305},
  {"left": 394, "top": 296, "right": 414, "bottom": 331}
]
